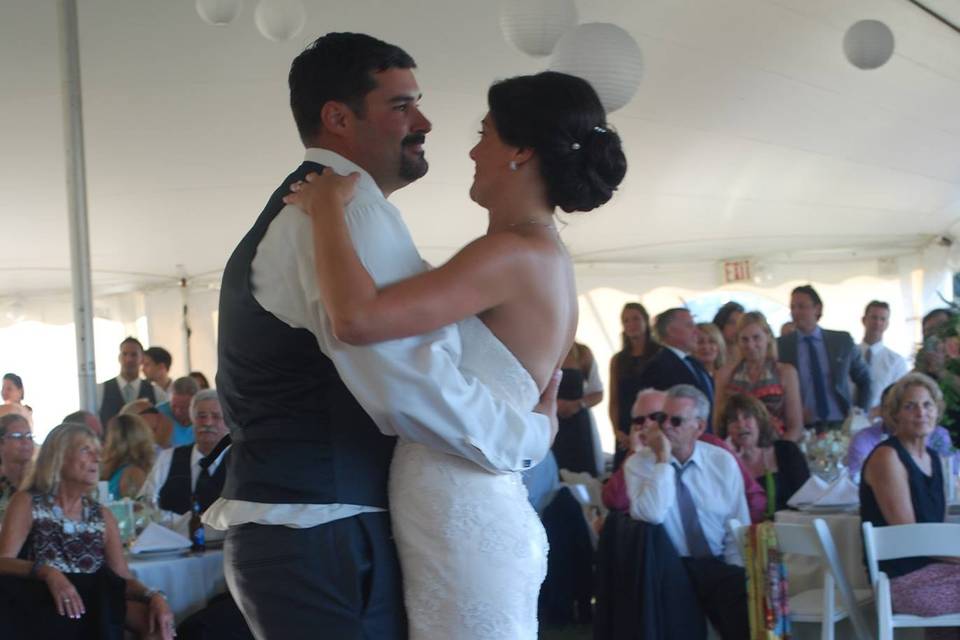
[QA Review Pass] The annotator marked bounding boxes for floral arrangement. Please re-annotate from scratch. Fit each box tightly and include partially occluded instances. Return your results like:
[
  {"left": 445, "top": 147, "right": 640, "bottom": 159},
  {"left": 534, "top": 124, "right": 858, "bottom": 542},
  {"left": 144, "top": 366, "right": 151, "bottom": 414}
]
[
  {"left": 800, "top": 429, "right": 850, "bottom": 481},
  {"left": 916, "top": 327, "right": 960, "bottom": 448}
]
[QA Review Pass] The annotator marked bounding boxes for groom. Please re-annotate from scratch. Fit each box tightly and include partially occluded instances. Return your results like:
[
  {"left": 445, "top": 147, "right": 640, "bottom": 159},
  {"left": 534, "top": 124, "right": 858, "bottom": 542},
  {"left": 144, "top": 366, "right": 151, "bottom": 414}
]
[{"left": 211, "top": 32, "right": 557, "bottom": 639}]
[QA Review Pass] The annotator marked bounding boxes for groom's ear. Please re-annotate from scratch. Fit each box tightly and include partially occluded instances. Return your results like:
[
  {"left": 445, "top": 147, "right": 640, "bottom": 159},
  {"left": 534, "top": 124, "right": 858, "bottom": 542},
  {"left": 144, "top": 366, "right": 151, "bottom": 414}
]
[{"left": 320, "top": 101, "right": 352, "bottom": 138}]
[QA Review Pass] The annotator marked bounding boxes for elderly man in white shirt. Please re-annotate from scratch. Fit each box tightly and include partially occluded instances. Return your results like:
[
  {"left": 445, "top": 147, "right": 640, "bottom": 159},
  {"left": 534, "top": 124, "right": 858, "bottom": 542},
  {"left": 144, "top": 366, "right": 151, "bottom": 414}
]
[
  {"left": 625, "top": 384, "right": 749, "bottom": 639},
  {"left": 139, "top": 389, "right": 230, "bottom": 518},
  {"left": 860, "top": 300, "right": 909, "bottom": 412}
]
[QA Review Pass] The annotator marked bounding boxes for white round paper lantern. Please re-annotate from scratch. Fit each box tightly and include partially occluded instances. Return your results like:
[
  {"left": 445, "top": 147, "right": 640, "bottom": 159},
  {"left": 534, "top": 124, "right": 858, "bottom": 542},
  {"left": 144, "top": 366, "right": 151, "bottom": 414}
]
[
  {"left": 254, "top": 0, "right": 307, "bottom": 42},
  {"left": 195, "top": 0, "right": 242, "bottom": 26},
  {"left": 549, "top": 23, "right": 643, "bottom": 113},
  {"left": 499, "top": 0, "right": 579, "bottom": 57},
  {"left": 843, "top": 20, "right": 895, "bottom": 70}
]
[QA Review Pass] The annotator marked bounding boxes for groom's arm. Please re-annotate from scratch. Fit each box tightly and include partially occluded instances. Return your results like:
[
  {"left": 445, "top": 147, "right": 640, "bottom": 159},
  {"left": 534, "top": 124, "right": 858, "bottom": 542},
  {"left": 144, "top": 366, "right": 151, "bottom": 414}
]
[{"left": 254, "top": 201, "right": 551, "bottom": 473}]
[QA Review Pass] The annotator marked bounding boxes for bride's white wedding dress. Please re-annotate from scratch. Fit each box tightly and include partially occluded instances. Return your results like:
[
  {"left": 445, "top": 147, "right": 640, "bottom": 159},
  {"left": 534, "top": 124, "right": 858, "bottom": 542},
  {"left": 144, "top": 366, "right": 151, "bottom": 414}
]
[{"left": 389, "top": 315, "right": 549, "bottom": 639}]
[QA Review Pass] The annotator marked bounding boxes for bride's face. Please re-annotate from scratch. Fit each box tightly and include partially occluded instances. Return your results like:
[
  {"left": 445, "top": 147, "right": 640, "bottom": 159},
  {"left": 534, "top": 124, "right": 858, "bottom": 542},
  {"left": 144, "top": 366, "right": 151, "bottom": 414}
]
[{"left": 468, "top": 114, "right": 516, "bottom": 206}]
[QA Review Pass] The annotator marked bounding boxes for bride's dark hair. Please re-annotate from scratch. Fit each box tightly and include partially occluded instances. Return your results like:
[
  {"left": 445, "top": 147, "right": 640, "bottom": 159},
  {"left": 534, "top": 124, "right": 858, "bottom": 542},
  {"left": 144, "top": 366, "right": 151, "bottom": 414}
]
[{"left": 487, "top": 71, "right": 627, "bottom": 213}]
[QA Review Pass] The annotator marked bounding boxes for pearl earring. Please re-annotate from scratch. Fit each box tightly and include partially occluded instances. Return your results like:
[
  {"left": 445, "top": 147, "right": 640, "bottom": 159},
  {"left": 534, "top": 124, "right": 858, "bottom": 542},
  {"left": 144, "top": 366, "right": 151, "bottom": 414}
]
[{"left": 509, "top": 161, "right": 518, "bottom": 171}]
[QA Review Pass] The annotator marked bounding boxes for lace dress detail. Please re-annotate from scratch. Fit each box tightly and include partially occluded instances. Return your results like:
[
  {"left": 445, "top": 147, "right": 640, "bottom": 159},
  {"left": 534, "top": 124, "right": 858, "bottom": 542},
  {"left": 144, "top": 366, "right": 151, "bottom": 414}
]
[
  {"left": 28, "top": 493, "right": 106, "bottom": 573},
  {"left": 390, "top": 315, "right": 548, "bottom": 640}
]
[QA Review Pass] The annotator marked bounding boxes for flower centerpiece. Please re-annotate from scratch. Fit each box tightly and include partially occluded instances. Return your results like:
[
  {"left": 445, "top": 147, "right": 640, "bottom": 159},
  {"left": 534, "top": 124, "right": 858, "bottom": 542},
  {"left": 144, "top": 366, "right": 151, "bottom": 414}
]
[{"left": 800, "top": 429, "right": 850, "bottom": 482}]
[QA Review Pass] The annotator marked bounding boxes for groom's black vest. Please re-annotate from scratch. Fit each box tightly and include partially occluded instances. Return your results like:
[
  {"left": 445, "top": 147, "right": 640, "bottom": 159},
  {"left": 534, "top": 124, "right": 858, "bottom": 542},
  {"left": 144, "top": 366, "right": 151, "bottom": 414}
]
[{"left": 217, "top": 161, "right": 396, "bottom": 506}]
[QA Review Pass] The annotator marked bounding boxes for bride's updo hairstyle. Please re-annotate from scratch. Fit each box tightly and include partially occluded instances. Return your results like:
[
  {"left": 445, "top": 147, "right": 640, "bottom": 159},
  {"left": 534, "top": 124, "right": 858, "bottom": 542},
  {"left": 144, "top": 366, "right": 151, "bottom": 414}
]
[{"left": 488, "top": 71, "right": 627, "bottom": 213}]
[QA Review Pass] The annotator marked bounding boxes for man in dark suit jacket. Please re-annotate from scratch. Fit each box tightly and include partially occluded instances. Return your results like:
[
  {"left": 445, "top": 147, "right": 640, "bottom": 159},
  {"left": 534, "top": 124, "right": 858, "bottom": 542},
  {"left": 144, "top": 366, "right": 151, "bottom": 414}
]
[
  {"left": 635, "top": 308, "right": 715, "bottom": 430},
  {"left": 778, "top": 285, "right": 872, "bottom": 431}
]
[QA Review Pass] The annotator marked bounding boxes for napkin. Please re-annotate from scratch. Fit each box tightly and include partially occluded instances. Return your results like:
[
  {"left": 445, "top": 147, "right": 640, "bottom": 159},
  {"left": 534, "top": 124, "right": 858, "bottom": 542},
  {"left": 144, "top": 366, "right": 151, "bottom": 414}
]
[
  {"left": 130, "top": 521, "right": 192, "bottom": 554},
  {"left": 812, "top": 476, "right": 859, "bottom": 506},
  {"left": 786, "top": 475, "right": 829, "bottom": 508}
]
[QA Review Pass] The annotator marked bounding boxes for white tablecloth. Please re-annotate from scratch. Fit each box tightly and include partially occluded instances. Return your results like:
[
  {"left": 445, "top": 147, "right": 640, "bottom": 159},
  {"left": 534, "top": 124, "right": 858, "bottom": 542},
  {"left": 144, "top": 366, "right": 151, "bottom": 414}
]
[{"left": 129, "top": 549, "right": 226, "bottom": 621}]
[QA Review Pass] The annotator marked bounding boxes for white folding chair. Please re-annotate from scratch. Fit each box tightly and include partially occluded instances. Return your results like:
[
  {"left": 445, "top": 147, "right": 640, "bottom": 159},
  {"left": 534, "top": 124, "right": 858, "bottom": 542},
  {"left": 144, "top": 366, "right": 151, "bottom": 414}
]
[
  {"left": 862, "top": 521, "right": 960, "bottom": 640},
  {"left": 730, "top": 518, "right": 872, "bottom": 640}
]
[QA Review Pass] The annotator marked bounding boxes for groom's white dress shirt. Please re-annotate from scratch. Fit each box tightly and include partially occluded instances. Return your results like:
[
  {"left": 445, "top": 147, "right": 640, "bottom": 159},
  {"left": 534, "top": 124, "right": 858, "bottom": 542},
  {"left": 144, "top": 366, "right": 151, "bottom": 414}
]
[{"left": 205, "top": 148, "right": 551, "bottom": 530}]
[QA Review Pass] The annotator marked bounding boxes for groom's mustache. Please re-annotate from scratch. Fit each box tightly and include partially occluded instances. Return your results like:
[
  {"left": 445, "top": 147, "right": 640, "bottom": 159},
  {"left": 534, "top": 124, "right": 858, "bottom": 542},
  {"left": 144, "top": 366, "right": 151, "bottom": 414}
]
[{"left": 402, "top": 134, "right": 426, "bottom": 148}]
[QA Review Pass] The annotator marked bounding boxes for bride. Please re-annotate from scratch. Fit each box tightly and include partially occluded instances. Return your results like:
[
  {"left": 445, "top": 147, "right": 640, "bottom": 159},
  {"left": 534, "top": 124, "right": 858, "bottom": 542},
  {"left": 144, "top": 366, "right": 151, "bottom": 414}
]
[{"left": 284, "top": 70, "right": 626, "bottom": 639}]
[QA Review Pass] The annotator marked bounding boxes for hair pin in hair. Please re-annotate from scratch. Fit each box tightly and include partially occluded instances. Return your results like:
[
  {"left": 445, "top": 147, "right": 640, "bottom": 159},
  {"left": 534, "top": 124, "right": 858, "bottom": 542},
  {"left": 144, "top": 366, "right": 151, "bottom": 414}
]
[
  {"left": 570, "top": 142, "right": 581, "bottom": 150},
  {"left": 594, "top": 126, "right": 608, "bottom": 134}
]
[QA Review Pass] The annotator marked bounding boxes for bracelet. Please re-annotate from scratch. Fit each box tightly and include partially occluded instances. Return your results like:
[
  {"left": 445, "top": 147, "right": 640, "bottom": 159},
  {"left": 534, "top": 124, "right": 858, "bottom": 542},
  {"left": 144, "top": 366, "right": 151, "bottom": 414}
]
[{"left": 139, "top": 588, "right": 167, "bottom": 603}]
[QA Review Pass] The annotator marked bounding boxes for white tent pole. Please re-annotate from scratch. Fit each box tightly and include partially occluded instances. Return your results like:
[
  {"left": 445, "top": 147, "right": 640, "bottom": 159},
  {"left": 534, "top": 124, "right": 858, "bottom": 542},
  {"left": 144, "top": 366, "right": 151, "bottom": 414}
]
[{"left": 59, "top": 0, "right": 97, "bottom": 412}]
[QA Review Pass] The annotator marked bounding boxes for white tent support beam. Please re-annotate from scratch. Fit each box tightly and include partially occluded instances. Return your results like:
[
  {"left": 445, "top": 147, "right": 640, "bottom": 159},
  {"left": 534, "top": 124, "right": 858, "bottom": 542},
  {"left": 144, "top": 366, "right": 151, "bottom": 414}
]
[{"left": 59, "top": 0, "right": 97, "bottom": 412}]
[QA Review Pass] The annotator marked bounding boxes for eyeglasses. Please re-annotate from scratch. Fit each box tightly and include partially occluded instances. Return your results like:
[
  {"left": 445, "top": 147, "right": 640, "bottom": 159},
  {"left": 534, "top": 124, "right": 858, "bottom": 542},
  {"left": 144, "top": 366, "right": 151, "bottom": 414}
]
[
  {"left": 631, "top": 412, "right": 666, "bottom": 426},
  {"left": 664, "top": 414, "right": 694, "bottom": 427},
  {"left": 4, "top": 432, "right": 34, "bottom": 443}
]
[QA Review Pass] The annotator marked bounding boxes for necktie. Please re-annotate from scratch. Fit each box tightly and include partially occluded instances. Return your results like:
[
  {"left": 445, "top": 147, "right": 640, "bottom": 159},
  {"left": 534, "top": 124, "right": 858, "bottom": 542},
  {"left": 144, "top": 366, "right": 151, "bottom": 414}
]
[
  {"left": 672, "top": 462, "right": 713, "bottom": 558},
  {"left": 804, "top": 335, "right": 830, "bottom": 422},
  {"left": 122, "top": 381, "right": 136, "bottom": 404},
  {"left": 685, "top": 355, "right": 714, "bottom": 399},
  {"left": 864, "top": 347, "right": 873, "bottom": 365},
  {"left": 194, "top": 465, "right": 216, "bottom": 513},
  {"left": 194, "top": 434, "right": 230, "bottom": 512}
]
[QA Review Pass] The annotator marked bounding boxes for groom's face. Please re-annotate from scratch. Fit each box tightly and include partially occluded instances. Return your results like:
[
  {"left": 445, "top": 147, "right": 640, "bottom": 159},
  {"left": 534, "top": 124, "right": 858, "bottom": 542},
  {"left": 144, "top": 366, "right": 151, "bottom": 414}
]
[{"left": 350, "top": 68, "right": 432, "bottom": 196}]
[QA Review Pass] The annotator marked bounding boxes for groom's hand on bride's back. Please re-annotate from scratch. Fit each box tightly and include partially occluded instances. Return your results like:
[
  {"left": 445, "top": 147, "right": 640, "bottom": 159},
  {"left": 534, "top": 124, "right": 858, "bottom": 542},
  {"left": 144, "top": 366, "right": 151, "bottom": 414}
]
[{"left": 534, "top": 369, "right": 563, "bottom": 445}]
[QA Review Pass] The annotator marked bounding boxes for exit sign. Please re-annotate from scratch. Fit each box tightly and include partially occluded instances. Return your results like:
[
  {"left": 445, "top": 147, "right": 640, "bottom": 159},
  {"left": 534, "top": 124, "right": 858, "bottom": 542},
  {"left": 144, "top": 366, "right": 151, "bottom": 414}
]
[{"left": 722, "top": 259, "right": 752, "bottom": 284}]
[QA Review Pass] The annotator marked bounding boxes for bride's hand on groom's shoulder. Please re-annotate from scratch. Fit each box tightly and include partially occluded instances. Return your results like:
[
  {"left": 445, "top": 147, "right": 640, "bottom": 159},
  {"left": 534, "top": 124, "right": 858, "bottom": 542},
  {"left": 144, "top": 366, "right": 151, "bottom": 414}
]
[
  {"left": 283, "top": 168, "right": 359, "bottom": 216},
  {"left": 534, "top": 369, "right": 563, "bottom": 445}
]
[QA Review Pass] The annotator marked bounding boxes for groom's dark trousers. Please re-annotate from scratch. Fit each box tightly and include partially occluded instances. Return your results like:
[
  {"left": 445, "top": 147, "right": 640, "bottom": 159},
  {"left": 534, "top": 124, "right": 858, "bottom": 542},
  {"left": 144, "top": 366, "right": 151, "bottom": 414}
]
[
  {"left": 225, "top": 512, "right": 406, "bottom": 640},
  {"left": 217, "top": 162, "right": 406, "bottom": 640}
]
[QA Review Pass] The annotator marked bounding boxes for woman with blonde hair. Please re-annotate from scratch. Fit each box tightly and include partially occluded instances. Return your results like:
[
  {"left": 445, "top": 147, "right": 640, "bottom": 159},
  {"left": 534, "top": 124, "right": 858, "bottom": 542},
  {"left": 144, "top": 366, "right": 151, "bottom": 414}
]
[
  {"left": 860, "top": 373, "right": 960, "bottom": 621},
  {"left": 0, "top": 422, "right": 174, "bottom": 638},
  {"left": 101, "top": 414, "right": 155, "bottom": 500},
  {"left": 714, "top": 311, "right": 804, "bottom": 441},
  {"left": 693, "top": 322, "right": 726, "bottom": 378}
]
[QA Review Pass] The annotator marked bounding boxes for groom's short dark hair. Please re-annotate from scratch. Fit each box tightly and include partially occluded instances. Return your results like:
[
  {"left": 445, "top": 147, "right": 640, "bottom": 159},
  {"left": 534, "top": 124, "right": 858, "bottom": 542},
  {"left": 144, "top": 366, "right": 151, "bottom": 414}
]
[{"left": 289, "top": 32, "right": 416, "bottom": 145}]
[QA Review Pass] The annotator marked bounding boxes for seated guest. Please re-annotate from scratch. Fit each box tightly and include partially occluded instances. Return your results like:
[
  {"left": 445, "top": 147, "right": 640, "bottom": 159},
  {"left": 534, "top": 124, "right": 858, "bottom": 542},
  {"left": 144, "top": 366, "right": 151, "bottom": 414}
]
[
  {"left": 157, "top": 377, "right": 198, "bottom": 448},
  {"left": 717, "top": 394, "right": 809, "bottom": 518},
  {"left": 63, "top": 410, "right": 104, "bottom": 441},
  {"left": 0, "top": 422, "right": 174, "bottom": 639},
  {"left": 715, "top": 311, "right": 804, "bottom": 441},
  {"left": 860, "top": 372, "right": 960, "bottom": 620},
  {"left": 101, "top": 414, "right": 155, "bottom": 500},
  {"left": 603, "top": 389, "right": 768, "bottom": 524},
  {"left": 139, "top": 389, "right": 231, "bottom": 515},
  {"left": 624, "top": 384, "right": 749, "bottom": 639},
  {"left": 845, "top": 384, "right": 952, "bottom": 476},
  {"left": 0, "top": 414, "right": 35, "bottom": 519},
  {"left": 694, "top": 322, "right": 726, "bottom": 379},
  {"left": 120, "top": 400, "right": 173, "bottom": 450}
]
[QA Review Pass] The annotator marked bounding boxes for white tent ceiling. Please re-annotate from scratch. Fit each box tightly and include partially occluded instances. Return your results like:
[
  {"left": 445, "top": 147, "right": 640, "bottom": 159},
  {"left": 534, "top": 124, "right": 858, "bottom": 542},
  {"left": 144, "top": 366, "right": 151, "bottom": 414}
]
[{"left": 3, "top": 0, "right": 960, "bottom": 301}]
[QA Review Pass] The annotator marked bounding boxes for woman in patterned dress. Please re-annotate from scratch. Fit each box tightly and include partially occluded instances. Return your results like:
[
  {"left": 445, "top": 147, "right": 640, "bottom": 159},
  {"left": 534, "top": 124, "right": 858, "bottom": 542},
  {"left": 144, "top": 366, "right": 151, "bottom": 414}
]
[
  {"left": 714, "top": 311, "right": 804, "bottom": 441},
  {"left": 0, "top": 422, "right": 174, "bottom": 639}
]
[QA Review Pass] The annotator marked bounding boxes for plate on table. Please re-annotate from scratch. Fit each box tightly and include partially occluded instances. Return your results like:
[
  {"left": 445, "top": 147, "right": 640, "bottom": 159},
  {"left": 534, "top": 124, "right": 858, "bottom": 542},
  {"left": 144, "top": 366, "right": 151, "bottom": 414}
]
[
  {"left": 128, "top": 548, "right": 191, "bottom": 560},
  {"left": 796, "top": 502, "right": 858, "bottom": 514}
]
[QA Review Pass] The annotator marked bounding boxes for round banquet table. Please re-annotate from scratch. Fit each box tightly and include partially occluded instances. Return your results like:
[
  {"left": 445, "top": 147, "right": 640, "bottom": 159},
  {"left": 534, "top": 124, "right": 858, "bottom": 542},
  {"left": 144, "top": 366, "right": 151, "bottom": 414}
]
[{"left": 128, "top": 549, "right": 225, "bottom": 622}]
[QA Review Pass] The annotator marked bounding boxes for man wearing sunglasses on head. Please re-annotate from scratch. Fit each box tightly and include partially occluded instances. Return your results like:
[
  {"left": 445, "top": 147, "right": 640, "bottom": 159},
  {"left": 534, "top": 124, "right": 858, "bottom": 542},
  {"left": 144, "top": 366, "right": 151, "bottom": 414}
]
[
  {"left": 624, "top": 384, "right": 749, "bottom": 639},
  {"left": 602, "top": 390, "right": 766, "bottom": 522}
]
